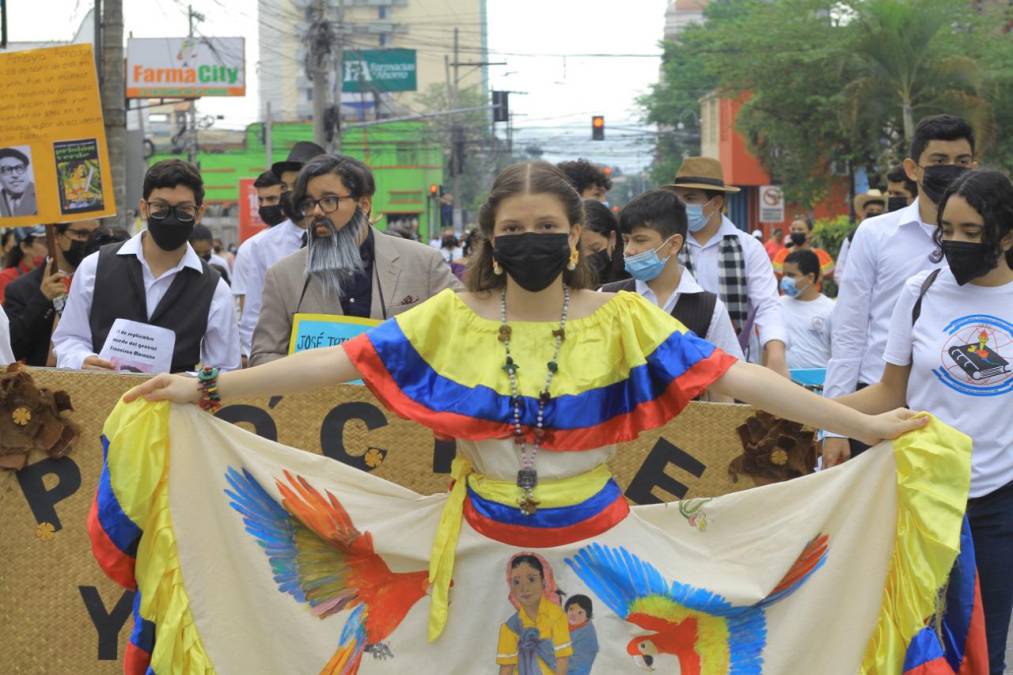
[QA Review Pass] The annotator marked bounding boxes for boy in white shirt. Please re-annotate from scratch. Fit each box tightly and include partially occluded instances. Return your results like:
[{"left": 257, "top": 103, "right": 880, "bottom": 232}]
[
  {"left": 601, "top": 190, "right": 744, "bottom": 406},
  {"left": 779, "top": 249, "right": 834, "bottom": 371}
]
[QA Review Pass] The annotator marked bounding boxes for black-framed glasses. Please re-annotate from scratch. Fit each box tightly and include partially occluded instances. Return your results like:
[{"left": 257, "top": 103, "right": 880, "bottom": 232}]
[
  {"left": 298, "top": 194, "right": 354, "bottom": 216},
  {"left": 146, "top": 201, "right": 197, "bottom": 223},
  {"left": 0, "top": 164, "right": 27, "bottom": 177}
]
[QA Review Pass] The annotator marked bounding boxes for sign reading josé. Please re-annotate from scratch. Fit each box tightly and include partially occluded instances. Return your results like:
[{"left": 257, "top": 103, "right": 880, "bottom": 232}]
[{"left": 127, "top": 37, "right": 246, "bottom": 98}]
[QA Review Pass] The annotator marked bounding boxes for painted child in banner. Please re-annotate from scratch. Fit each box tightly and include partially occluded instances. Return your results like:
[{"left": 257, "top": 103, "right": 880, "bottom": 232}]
[
  {"left": 497, "top": 553, "right": 571, "bottom": 675},
  {"left": 113, "top": 160, "right": 972, "bottom": 674},
  {"left": 564, "top": 595, "right": 597, "bottom": 675}
]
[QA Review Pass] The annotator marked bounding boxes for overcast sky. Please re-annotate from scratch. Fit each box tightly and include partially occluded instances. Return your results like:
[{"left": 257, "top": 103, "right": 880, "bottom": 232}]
[{"left": 6, "top": 0, "right": 667, "bottom": 170}]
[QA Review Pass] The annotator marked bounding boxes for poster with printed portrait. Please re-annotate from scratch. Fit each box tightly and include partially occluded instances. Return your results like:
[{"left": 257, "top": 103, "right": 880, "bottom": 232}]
[{"left": 0, "top": 45, "right": 116, "bottom": 226}]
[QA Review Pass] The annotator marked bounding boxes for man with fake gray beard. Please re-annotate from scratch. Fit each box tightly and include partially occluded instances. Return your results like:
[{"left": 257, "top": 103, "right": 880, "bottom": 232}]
[{"left": 250, "top": 154, "right": 461, "bottom": 366}]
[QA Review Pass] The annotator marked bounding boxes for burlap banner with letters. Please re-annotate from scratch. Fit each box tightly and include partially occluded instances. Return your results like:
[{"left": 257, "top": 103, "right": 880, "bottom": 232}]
[{"left": 0, "top": 369, "right": 802, "bottom": 673}]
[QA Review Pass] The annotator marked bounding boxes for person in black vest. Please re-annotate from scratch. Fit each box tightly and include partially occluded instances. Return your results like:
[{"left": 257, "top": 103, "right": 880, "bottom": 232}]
[
  {"left": 52, "top": 160, "right": 240, "bottom": 373},
  {"left": 601, "top": 190, "right": 743, "bottom": 401},
  {"left": 3, "top": 219, "right": 100, "bottom": 366}
]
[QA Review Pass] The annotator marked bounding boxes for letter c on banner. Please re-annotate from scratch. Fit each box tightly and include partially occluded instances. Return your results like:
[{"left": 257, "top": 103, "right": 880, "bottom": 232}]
[{"left": 319, "top": 402, "right": 388, "bottom": 470}]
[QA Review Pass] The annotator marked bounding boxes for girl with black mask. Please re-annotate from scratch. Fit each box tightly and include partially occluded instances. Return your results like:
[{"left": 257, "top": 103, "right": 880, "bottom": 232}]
[
  {"left": 580, "top": 199, "right": 627, "bottom": 286},
  {"left": 834, "top": 169, "right": 1013, "bottom": 674}
]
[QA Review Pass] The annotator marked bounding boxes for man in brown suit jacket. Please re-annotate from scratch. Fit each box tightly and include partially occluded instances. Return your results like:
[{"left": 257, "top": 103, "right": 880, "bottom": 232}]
[{"left": 250, "top": 155, "right": 460, "bottom": 365}]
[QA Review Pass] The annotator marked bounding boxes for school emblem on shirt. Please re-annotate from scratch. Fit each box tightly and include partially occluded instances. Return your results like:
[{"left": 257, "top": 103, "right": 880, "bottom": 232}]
[{"left": 935, "top": 314, "right": 1013, "bottom": 397}]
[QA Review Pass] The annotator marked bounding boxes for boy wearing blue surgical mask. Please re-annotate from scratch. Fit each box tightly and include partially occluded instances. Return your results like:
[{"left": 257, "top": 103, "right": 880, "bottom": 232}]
[
  {"left": 779, "top": 249, "right": 834, "bottom": 371},
  {"left": 602, "top": 191, "right": 744, "bottom": 383}
]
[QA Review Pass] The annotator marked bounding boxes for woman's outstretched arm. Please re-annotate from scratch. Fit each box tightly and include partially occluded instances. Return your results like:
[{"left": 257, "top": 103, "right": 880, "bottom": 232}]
[
  {"left": 709, "top": 361, "right": 927, "bottom": 447},
  {"left": 123, "top": 345, "right": 359, "bottom": 405}
]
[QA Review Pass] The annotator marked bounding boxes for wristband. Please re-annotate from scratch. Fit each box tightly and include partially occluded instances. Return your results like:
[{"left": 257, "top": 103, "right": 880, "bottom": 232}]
[{"left": 197, "top": 367, "right": 222, "bottom": 413}]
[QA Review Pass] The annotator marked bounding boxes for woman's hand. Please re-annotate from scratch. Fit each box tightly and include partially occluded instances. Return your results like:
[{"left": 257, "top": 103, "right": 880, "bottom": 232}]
[
  {"left": 854, "top": 408, "right": 929, "bottom": 447},
  {"left": 123, "top": 374, "right": 200, "bottom": 405}
]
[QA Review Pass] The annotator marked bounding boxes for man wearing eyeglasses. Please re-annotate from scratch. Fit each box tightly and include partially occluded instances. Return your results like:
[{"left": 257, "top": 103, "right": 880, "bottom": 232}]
[
  {"left": 232, "top": 142, "right": 325, "bottom": 365},
  {"left": 3, "top": 219, "right": 100, "bottom": 366},
  {"left": 250, "top": 154, "right": 461, "bottom": 366},
  {"left": 0, "top": 147, "right": 38, "bottom": 218},
  {"left": 52, "top": 160, "right": 240, "bottom": 373}
]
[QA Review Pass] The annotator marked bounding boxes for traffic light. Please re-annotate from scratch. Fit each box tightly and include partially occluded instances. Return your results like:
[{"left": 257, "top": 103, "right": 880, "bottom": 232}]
[
  {"left": 492, "top": 90, "right": 510, "bottom": 123},
  {"left": 591, "top": 115, "right": 605, "bottom": 141},
  {"left": 429, "top": 184, "right": 440, "bottom": 198}
]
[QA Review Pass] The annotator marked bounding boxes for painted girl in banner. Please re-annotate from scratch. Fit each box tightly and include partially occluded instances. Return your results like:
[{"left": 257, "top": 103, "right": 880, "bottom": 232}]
[
  {"left": 564, "top": 595, "right": 598, "bottom": 675},
  {"left": 497, "top": 553, "right": 571, "bottom": 675},
  {"left": 120, "top": 159, "right": 964, "bottom": 674}
]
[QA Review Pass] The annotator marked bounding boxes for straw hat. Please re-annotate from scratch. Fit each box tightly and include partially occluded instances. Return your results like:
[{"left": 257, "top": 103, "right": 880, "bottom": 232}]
[
  {"left": 853, "top": 189, "right": 886, "bottom": 214},
  {"left": 665, "top": 157, "right": 741, "bottom": 193}
]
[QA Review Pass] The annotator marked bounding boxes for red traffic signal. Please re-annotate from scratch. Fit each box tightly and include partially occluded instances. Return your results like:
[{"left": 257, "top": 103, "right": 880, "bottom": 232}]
[
  {"left": 429, "top": 183, "right": 439, "bottom": 197},
  {"left": 591, "top": 115, "right": 605, "bottom": 141}
]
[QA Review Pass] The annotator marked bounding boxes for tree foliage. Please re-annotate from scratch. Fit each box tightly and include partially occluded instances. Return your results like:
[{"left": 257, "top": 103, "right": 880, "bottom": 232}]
[{"left": 641, "top": 0, "right": 1012, "bottom": 206}]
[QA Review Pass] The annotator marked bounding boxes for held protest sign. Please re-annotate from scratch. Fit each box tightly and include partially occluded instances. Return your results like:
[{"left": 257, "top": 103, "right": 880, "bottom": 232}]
[
  {"left": 288, "top": 313, "right": 381, "bottom": 354},
  {"left": 0, "top": 45, "right": 116, "bottom": 226}
]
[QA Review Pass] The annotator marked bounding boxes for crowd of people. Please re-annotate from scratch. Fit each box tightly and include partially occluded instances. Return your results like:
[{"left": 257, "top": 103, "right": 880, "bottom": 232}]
[{"left": 1, "top": 111, "right": 1009, "bottom": 672}]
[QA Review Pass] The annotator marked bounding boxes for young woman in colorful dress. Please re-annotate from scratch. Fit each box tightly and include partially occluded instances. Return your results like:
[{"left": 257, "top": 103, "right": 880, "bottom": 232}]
[{"left": 124, "top": 160, "right": 947, "bottom": 673}]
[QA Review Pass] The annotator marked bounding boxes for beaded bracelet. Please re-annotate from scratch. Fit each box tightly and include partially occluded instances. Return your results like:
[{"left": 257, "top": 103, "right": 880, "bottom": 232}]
[{"left": 197, "top": 366, "right": 222, "bottom": 413}]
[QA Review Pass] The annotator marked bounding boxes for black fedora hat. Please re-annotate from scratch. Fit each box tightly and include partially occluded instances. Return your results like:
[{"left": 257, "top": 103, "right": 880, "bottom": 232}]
[{"left": 270, "top": 141, "right": 326, "bottom": 177}]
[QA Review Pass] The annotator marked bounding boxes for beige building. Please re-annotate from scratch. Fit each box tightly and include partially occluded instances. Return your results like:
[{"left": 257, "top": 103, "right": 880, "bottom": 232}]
[{"left": 258, "top": 0, "right": 486, "bottom": 122}]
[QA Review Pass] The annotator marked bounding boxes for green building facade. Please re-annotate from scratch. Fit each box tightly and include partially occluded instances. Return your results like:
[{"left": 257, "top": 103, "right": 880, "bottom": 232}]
[{"left": 150, "top": 121, "right": 445, "bottom": 242}]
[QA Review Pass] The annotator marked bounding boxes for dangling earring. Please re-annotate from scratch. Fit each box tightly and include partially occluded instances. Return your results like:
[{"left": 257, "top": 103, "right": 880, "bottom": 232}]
[
  {"left": 567, "top": 247, "right": 579, "bottom": 271},
  {"left": 493, "top": 259, "right": 504, "bottom": 276}
]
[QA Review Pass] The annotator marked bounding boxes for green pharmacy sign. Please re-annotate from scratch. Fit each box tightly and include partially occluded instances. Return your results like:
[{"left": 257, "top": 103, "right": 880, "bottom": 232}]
[{"left": 342, "top": 49, "right": 417, "bottom": 93}]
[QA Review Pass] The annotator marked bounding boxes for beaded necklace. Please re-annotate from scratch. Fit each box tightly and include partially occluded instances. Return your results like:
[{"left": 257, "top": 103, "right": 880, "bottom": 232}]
[{"left": 499, "top": 285, "right": 570, "bottom": 515}]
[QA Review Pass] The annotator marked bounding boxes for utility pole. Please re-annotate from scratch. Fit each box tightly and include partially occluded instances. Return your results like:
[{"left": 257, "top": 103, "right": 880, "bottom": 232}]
[
  {"left": 331, "top": 0, "right": 343, "bottom": 153},
  {"left": 264, "top": 101, "right": 272, "bottom": 168},
  {"left": 448, "top": 28, "right": 461, "bottom": 230},
  {"left": 308, "top": 0, "right": 331, "bottom": 149},
  {"left": 99, "top": 0, "right": 126, "bottom": 224},
  {"left": 187, "top": 5, "right": 203, "bottom": 166}
]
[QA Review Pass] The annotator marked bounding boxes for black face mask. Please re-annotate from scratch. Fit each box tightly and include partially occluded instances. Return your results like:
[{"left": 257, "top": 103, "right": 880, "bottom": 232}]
[
  {"left": 920, "top": 165, "right": 968, "bottom": 204},
  {"left": 789, "top": 232, "right": 807, "bottom": 247},
  {"left": 887, "top": 196, "right": 908, "bottom": 212},
  {"left": 147, "top": 216, "right": 195, "bottom": 252},
  {"left": 493, "top": 232, "right": 571, "bottom": 292},
  {"left": 62, "top": 239, "right": 88, "bottom": 268},
  {"left": 258, "top": 204, "right": 286, "bottom": 226},
  {"left": 941, "top": 240, "right": 993, "bottom": 286},
  {"left": 280, "top": 191, "right": 297, "bottom": 222},
  {"left": 589, "top": 249, "right": 611, "bottom": 277}
]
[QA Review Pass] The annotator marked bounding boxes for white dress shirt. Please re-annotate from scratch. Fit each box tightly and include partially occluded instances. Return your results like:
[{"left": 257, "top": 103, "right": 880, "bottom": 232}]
[
  {"left": 635, "top": 272, "right": 745, "bottom": 360},
  {"left": 684, "top": 215, "right": 786, "bottom": 349},
  {"left": 52, "top": 232, "right": 241, "bottom": 371},
  {"left": 232, "top": 219, "right": 304, "bottom": 356},
  {"left": 824, "top": 199, "right": 943, "bottom": 402},
  {"left": 0, "top": 306, "right": 15, "bottom": 365},
  {"left": 836, "top": 235, "right": 852, "bottom": 280}
]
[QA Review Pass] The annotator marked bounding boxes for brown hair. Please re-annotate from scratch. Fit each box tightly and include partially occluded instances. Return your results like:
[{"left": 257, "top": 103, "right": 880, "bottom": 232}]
[{"left": 468, "top": 161, "right": 594, "bottom": 292}]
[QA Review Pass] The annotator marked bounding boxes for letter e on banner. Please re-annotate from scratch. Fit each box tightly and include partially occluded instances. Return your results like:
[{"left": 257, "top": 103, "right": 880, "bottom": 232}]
[{"left": 624, "top": 438, "right": 706, "bottom": 504}]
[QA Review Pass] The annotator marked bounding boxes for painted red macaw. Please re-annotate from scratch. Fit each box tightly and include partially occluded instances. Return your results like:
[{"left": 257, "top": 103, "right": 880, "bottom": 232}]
[
  {"left": 225, "top": 467, "right": 431, "bottom": 675},
  {"left": 566, "top": 535, "right": 829, "bottom": 674}
]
